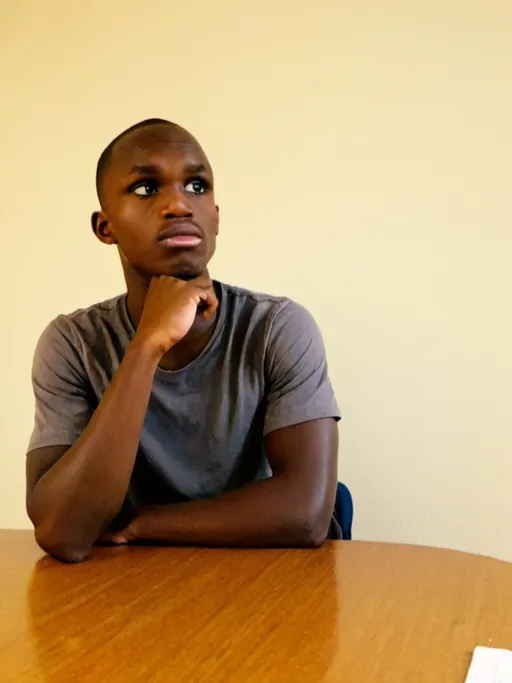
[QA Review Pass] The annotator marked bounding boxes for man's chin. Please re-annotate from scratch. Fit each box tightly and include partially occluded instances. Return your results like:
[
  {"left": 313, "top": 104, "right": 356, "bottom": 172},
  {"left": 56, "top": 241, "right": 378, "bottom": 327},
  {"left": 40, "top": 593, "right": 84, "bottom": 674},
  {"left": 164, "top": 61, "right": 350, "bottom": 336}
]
[
  {"left": 173, "top": 271, "right": 202, "bottom": 281},
  {"left": 165, "top": 262, "right": 207, "bottom": 281},
  {"left": 127, "top": 253, "right": 210, "bottom": 283}
]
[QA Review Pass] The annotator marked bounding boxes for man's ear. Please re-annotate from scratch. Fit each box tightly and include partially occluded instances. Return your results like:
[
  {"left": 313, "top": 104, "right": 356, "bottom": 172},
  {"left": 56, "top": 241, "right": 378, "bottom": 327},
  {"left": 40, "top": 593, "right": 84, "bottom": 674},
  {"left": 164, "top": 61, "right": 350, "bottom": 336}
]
[
  {"left": 215, "top": 205, "right": 220, "bottom": 235},
  {"left": 91, "top": 211, "right": 117, "bottom": 245}
]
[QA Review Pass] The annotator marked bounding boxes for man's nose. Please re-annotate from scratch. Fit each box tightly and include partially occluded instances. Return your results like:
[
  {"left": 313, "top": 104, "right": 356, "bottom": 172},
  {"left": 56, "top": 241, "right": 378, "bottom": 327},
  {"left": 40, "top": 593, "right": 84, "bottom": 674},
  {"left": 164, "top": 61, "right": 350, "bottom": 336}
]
[{"left": 159, "top": 189, "right": 193, "bottom": 218}]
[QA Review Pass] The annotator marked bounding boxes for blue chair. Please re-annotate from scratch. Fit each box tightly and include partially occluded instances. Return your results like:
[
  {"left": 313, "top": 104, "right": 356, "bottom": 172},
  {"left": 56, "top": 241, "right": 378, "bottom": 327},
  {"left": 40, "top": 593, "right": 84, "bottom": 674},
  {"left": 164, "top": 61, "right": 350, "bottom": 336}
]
[{"left": 335, "top": 482, "right": 353, "bottom": 540}]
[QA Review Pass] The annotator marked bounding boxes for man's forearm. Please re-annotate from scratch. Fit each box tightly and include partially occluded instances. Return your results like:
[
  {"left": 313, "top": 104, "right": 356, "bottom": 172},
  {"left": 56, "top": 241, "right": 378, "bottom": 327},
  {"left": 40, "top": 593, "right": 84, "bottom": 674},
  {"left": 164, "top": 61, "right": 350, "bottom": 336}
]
[
  {"left": 29, "top": 339, "right": 161, "bottom": 561},
  {"left": 127, "top": 475, "right": 332, "bottom": 548}
]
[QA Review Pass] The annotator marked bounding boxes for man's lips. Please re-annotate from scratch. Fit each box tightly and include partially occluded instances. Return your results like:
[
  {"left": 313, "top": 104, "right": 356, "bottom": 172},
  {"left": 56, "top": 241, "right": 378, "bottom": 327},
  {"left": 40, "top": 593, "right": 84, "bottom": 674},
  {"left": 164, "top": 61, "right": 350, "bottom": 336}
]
[
  {"left": 157, "top": 222, "right": 202, "bottom": 249},
  {"left": 160, "top": 235, "right": 202, "bottom": 248}
]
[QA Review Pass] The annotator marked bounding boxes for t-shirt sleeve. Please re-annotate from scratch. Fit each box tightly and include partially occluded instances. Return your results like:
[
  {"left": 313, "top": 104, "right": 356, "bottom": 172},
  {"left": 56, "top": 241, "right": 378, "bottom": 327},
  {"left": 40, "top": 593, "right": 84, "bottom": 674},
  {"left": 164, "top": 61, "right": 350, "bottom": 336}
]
[
  {"left": 27, "top": 316, "right": 94, "bottom": 453},
  {"left": 263, "top": 301, "right": 341, "bottom": 435}
]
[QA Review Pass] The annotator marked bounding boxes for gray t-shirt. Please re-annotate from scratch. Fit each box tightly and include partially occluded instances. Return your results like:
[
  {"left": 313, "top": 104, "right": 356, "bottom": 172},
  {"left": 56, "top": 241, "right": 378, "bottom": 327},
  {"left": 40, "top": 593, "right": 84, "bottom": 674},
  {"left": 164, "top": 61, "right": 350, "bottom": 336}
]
[{"left": 29, "top": 282, "right": 341, "bottom": 527}]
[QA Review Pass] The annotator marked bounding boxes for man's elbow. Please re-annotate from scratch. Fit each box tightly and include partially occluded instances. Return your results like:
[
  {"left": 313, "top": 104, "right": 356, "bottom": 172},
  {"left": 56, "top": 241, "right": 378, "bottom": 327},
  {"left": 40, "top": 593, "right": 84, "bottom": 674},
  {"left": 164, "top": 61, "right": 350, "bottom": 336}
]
[
  {"left": 287, "top": 510, "right": 330, "bottom": 548},
  {"left": 34, "top": 522, "right": 90, "bottom": 563}
]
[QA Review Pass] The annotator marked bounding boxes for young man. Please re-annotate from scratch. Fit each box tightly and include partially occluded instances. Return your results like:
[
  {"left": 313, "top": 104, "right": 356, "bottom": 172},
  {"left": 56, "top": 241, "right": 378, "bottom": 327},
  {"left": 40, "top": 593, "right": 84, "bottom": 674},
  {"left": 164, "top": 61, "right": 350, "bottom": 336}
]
[{"left": 26, "top": 119, "right": 341, "bottom": 562}]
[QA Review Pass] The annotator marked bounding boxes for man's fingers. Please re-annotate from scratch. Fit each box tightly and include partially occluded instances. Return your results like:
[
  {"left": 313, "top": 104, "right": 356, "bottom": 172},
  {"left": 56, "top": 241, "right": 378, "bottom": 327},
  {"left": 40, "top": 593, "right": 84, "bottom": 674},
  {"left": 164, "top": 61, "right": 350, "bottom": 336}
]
[
  {"left": 199, "top": 288, "right": 219, "bottom": 320},
  {"left": 96, "top": 531, "right": 128, "bottom": 546}
]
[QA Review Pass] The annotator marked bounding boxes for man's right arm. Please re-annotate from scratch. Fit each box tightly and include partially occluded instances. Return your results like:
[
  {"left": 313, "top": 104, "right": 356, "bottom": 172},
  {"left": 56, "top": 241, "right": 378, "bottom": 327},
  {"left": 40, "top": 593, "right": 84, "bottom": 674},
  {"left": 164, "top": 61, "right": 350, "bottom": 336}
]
[
  {"left": 26, "top": 276, "right": 217, "bottom": 563},
  {"left": 27, "top": 338, "right": 162, "bottom": 562}
]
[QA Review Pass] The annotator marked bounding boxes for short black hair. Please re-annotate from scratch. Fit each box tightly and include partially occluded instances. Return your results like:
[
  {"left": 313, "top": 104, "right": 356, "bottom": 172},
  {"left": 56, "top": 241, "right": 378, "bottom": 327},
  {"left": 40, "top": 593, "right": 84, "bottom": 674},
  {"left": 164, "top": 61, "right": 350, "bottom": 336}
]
[{"left": 95, "top": 118, "right": 175, "bottom": 205}]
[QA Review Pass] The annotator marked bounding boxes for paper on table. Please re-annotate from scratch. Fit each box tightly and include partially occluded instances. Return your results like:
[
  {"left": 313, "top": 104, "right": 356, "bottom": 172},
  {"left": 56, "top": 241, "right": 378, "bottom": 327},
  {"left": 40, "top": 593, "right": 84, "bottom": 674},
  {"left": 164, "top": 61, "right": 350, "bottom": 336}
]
[{"left": 465, "top": 647, "right": 512, "bottom": 683}]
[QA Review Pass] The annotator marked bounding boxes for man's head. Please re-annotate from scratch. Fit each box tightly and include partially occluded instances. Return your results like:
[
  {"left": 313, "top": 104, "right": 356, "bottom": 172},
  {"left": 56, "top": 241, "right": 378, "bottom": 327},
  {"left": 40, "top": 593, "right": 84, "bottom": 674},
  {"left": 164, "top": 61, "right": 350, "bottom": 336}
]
[{"left": 92, "top": 119, "right": 219, "bottom": 282}]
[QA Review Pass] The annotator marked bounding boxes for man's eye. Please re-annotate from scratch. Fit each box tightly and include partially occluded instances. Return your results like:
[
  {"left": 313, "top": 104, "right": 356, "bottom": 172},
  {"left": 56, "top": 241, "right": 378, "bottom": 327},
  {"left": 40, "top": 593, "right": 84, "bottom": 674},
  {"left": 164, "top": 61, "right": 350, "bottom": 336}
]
[
  {"left": 132, "top": 182, "right": 158, "bottom": 196},
  {"left": 185, "top": 179, "right": 206, "bottom": 194}
]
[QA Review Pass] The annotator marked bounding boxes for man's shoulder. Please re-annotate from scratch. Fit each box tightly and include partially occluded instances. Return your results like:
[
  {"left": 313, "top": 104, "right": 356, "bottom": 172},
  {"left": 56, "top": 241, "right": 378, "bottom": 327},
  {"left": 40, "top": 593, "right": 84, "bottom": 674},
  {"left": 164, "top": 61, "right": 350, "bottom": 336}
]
[
  {"left": 39, "top": 294, "right": 128, "bottom": 354},
  {"left": 219, "top": 281, "right": 297, "bottom": 320},
  {"left": 221, "top": 281, "right": 286, "bottom": 304},
  {"left": 220, "top": 282, "right": 313, "bottom": 329},
  {"left": 60, "top": 294, "right": 126, "bottom": 326},
  {"left": 50, "top": 294, "right": 125, "bottom": 332}
]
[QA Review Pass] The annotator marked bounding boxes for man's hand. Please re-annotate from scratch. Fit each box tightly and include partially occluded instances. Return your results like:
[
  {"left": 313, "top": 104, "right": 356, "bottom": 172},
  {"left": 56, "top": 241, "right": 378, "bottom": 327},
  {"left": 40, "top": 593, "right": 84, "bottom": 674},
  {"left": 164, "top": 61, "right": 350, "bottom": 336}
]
[
  {"left": 96, "top": 529, "right": 130, "bottom": 546},
  {"left": 135, "top": 275, "right": 218, "bottom": 357}
]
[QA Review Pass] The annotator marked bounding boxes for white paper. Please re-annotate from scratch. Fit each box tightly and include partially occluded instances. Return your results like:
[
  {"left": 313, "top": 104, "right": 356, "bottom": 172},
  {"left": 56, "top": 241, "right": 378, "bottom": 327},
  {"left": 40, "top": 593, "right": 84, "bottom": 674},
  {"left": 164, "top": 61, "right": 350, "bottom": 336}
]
[{"left": 465, "top": 647, "right": 512, "bottom": 683}]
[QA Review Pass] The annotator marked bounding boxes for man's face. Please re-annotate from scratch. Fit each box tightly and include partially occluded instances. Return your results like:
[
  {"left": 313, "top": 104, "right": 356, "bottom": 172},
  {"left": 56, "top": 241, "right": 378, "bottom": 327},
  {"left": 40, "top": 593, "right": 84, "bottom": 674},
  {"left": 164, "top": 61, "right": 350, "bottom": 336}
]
[{"left": 94, "top": 125, "right": 219, "bottom": 281}]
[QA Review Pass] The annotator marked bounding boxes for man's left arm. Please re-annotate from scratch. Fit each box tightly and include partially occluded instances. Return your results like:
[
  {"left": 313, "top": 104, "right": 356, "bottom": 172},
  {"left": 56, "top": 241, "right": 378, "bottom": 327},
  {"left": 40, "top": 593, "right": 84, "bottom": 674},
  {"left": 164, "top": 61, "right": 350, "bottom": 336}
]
[
  {"left": 105, "top": 418, "right": 337, "bottom": 547},
  {"left": 103, "top": 301, "right": 340, "bottom": 548}
]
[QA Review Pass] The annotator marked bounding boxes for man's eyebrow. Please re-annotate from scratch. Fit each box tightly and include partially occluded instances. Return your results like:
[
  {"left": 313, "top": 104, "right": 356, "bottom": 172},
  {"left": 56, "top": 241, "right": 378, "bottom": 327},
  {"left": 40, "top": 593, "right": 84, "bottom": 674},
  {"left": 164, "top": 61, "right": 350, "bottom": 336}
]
[
  {"left": 184, "top": 163, "right": 208, "bottom": 175},
  {"left": 129, "top": 164, "right": 160, "bottom": 175}
]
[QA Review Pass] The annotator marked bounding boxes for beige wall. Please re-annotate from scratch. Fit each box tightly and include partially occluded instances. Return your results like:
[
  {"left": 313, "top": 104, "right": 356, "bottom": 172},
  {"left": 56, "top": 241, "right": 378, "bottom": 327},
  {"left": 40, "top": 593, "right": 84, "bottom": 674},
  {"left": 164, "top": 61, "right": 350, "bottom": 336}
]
[{"left": 1, "top": 1, "right": 511, "bottom": 560}]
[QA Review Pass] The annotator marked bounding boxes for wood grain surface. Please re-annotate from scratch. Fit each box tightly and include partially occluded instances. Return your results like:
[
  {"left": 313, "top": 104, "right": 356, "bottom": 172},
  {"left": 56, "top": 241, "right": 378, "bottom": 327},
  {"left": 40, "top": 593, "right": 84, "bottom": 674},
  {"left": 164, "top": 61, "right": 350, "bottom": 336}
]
[{"left": 0, "top": 530, "right": 511, "bottom": 682}]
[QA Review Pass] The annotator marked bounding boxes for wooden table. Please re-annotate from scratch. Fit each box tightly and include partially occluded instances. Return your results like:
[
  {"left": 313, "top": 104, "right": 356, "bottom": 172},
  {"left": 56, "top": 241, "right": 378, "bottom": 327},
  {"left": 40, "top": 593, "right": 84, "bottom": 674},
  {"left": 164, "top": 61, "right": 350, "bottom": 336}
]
[{"left": 1, "top": 531, "right": 511, "bottom": 682}]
